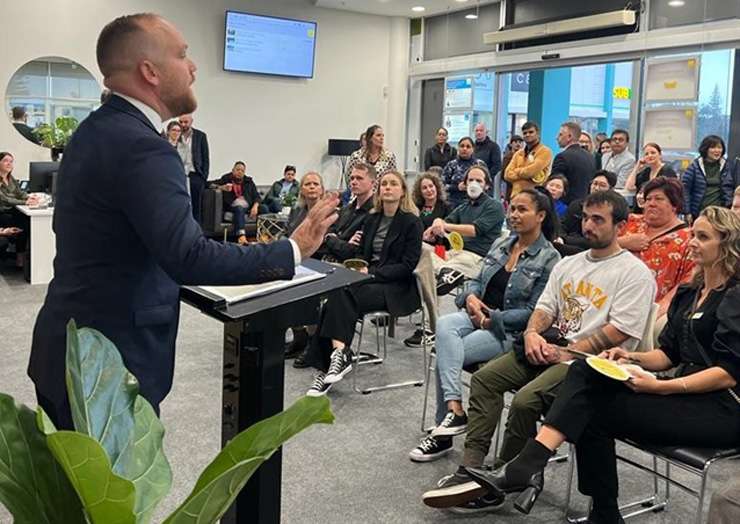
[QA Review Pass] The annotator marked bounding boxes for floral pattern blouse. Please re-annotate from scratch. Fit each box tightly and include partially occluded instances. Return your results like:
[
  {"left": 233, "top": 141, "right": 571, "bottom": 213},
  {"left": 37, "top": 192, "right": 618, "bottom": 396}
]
[{"left": 622, "top": 214, "right": 695, "bottom": 303}]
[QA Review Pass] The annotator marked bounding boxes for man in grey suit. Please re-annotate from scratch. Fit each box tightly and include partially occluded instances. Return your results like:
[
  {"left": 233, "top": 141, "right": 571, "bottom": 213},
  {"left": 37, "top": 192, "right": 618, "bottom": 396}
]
[{"left": 29, "top": 13, "right": 338, "bottom": 429}]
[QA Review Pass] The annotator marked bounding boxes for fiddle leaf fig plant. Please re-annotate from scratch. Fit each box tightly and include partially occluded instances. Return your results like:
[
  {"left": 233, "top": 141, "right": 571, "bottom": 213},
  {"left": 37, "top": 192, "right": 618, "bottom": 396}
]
[{"left": 0, "top": 320, "right": 334, "bottom": 523}]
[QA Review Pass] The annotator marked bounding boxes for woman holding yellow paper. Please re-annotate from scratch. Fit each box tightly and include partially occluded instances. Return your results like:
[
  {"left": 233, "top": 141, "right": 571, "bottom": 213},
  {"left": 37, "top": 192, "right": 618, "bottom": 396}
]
[{"left": 445, "top": 206, "right": 740, "bottom": 523}]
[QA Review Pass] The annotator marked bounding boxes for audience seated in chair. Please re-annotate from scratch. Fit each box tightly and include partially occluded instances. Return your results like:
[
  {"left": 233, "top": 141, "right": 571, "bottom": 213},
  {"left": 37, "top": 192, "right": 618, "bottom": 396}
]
[
  {"left": 409, "top": 189, "right": 561, "bottom": 463},
  {"left": 618, "top": 177, "right": 695, "bottom": 322},
  {"left": 422, "top": 190, "right": 657, "bottom": 515},
  {"left": 284, "top": 171, "right": 325, "bottom": 361},
  {"left": 211, "top": 161, "right": 261, "bottom": 245},
  {"left": 303, "top": 170, "right": 422, "bottom": 397},
  {"left": 442, "top": 206, "right": 740, "bottom": 524},
  {"left": 557, "top": 170, "right": 618, "bottom": 254},
  {"left": 310, "top": 162, "right": 377, "bottom": 263},
  {"left": 262, "top": 164, "right": 299, "bottom": 214},
  {"left": 424, "top": 164, "right": 505, "bottom": 296},
  {"left": 0, "top": 151, "right": 38, "bottom": 267}
]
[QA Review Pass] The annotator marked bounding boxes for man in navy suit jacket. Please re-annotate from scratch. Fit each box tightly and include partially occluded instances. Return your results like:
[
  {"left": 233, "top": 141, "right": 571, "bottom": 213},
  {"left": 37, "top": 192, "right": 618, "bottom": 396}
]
[
  {"left": 29, "top": 13, "right": 338, "bottom": 429},
  {"left": 177, "top": 113, "right": 209, "bottom": 222},
  {"left": 551, "top": 121, "right": 597, "bottom": 204}
]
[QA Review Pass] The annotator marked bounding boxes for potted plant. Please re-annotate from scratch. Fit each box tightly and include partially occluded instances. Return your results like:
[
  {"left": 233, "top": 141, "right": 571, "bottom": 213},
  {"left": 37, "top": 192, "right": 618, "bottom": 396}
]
[
  {"left": 0, "top": 320, "right": 334, "bottom": 523},
  {"left": 33, "top": 115, "right": 80, "bottom": 160}
]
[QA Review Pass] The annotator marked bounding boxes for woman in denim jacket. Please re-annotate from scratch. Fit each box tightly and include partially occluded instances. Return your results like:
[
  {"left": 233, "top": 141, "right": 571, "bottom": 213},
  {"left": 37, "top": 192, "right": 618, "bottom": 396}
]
[{"left": 410, "top": 188, "right": 561, "bottom": 462}]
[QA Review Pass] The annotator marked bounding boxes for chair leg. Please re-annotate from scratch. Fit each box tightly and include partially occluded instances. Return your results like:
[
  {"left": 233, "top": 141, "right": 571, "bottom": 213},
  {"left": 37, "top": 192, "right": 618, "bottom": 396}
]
[
  {"left": 352, "top": 318, "right": 366, "bottom": 393},
  {"left": 695, "top": 463, "right": 711, "bottom": 524},
  {"left": 563, "top": 443, "right": 576, "bottom": 516}
]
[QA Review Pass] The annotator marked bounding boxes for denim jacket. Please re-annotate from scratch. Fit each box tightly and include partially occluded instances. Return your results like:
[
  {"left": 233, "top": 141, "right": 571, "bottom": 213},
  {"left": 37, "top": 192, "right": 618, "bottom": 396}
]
[{"left": 455, "top": 232, "right": 560, "bottom": 338}]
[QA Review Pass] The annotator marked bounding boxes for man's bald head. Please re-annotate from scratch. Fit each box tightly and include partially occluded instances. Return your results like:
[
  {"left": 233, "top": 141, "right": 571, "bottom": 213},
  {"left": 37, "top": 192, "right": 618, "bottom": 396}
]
[
  {"left": 96, "top": 13, "right": 164, "bottom": 78},
  {"left": 96, "top": 13, "right": 197, "bottom": 120}
]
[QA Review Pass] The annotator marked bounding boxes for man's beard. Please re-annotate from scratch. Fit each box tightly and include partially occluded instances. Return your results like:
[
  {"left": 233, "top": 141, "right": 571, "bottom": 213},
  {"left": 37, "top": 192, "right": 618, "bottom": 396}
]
[
  {"left": 585, "top": 234, "right": 611, "bottom": 249},
  {"left": 162, "top": 88, "right": 197, "bottom": 119}
]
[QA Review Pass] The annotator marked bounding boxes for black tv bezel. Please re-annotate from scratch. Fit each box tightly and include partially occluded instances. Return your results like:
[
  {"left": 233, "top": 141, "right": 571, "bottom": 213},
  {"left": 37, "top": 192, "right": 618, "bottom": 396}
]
[{"left": 223, "top": 9, "right": 318, "bottom": 79}]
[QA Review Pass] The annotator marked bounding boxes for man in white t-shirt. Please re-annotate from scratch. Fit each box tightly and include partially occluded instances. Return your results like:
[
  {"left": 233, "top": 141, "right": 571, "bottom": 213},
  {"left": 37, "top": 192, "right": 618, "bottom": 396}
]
[{"left": 423, "top": 190, "right": 656, "bottom": 512}]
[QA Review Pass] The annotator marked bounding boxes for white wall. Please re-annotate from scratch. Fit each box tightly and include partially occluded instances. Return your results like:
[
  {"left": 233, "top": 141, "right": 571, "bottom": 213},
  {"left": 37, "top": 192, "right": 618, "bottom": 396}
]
[{"left": 1, "top": 0, "right": 409, "bottom": 187}]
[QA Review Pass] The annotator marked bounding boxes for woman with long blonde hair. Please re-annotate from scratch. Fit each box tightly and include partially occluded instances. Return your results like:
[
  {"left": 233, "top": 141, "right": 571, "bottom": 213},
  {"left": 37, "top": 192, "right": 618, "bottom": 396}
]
[
  {"left": 285, "top": 171, "right": 324, "bottom": 236},
  {"left": 303, "top": 170, "right": 423, "bottom": 396}
]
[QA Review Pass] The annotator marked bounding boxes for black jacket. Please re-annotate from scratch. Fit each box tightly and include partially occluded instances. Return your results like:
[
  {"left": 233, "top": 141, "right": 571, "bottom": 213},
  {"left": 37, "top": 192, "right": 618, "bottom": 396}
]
[
  {"left": 357, "top": 210, "right": 422, "bottom": 317},
  {"left": 552, "top": 144, "right": 596, "bottom": 204},
  {"left": 186, "top": 128, "right": 210, "bottom": 180},
  {"left": 29, "top": 95, "right": 294, "bottom": 412},
  {"left": 424, "top": 143, "right": 457, "bottom": 170},
  {"left": 474, "top": 137, "right": 502, "bottom": 176},
  {"left": 316, "top": 196, "right": 374, "bottom": 261},
  {"left": 214, "top": 173, "right": 261, "bottom": 209},
  {"left": 561, "top": 197, "right": 589, "bottom": 250}
]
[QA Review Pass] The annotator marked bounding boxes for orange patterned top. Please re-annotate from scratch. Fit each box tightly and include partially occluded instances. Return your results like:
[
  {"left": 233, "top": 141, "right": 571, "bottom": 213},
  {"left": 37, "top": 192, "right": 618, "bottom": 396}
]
[{"left": 621, "top": 214, "right": 695, "bottom": 302}]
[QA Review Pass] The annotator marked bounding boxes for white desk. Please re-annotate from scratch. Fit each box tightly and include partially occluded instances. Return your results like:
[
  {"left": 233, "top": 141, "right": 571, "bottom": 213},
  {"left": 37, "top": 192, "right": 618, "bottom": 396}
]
[{"left": 15, "top": 205, "right": 55, "bottom": 285}]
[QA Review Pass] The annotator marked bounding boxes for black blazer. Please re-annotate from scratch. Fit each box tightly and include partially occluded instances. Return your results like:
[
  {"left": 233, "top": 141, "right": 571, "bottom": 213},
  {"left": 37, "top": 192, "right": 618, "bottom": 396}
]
[
  {"left": 188, "top": 128, "right": 210, "bottom": 180},
  {"left": 29, "top": 95, "right": 295, "bottom": 410},
  {"left": 357, "top": 210, "right": 422, "bottom": 317},
  {"left": 552, "top": 144, "right": 596, "bottom": 204},
  {"left": 214, "top": 173, "right": 261, "bottom": 208}
]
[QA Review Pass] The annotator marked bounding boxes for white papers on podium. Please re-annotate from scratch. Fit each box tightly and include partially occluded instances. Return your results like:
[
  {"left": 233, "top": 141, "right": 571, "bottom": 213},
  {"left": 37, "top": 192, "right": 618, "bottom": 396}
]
[{"left": 200, "top": 265, "right": 326, "bottom": 304}]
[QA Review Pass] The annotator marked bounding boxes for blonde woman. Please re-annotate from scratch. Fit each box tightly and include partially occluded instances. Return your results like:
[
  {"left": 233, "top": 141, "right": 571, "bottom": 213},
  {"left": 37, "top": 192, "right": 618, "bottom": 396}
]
[
  {"left": 285, "top": 171, "right": 324, "bottom": 236},
  {"left": 304, "top": 171, "right": 422, "bottom": 396}
]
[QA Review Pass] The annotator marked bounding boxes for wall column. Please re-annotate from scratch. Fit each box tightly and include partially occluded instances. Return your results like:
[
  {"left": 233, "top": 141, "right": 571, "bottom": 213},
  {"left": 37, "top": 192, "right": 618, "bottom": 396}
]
[{"left": 527, "top": 67, "right": 571, "bottom": 151}]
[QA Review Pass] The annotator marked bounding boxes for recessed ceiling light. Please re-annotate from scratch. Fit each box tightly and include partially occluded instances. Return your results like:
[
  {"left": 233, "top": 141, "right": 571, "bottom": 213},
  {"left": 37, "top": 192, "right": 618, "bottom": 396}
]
[
  {"left": 465, "top": 13, "right": 478, "bottom": 19},
  {"left": 412, "top": 6, "right": 425, "bottom": 12},
  {"left": 668, "top": 0, "right": 685, "bottom": 6},
  {"left": 455, "top": 0, "right": 469, "bottom": 3}
]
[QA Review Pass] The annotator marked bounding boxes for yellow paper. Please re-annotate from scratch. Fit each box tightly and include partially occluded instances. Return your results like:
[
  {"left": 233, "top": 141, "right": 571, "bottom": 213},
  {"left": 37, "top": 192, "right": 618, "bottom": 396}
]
[
  {"left": 447, "top": 232, "right": 464, "bottom": 251},
  {"left": 663, "top": 80, "right": 678, "bottom": 89},
  {"left": 586, "top": 357, "right": 631, "bottom": 381}
]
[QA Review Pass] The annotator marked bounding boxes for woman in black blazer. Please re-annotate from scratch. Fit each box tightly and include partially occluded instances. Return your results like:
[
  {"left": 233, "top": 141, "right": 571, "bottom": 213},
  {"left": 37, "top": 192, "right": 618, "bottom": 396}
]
[{"left": 305, "top": 170, "right": 423, "bottom": 396}]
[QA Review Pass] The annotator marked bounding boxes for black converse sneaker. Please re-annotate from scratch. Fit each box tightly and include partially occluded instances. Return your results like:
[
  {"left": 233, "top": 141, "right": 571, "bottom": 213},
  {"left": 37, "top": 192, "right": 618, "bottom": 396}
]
[
  {"left": 306, "top": 372, "right": 332, "bottom": 397},
  {"left": 324, "top": 347, "right": 352, "bottom": 384},
  {"left": 432, "top": 411, "right": 468, "bottom": 437},
  {"left": 436, "top": 268, "right": 465, "bottom": 296},
  {"left": 404, "top": 329, "right": 435, "bottom": 348},
  {"left": 408, "top": 435, "right": 453, "bottom": 462}
]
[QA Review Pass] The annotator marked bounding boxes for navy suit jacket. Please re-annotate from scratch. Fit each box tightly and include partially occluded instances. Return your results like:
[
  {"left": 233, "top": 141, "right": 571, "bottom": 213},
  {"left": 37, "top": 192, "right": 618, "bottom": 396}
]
[
  {"left": 29, "top": 95, "right": 294, "bottom": 408},
  {"left": 552, "top": 144, "right": 597, "bottom": 204},
  {"left": 188, "top": 127, "right": 209, "bottom": 180}
]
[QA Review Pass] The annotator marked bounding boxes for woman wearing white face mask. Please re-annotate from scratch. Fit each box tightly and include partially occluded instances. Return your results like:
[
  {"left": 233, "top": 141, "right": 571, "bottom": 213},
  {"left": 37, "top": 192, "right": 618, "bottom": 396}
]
[{"left": 442, "top": 137, "right": 488, "bottom": 210}]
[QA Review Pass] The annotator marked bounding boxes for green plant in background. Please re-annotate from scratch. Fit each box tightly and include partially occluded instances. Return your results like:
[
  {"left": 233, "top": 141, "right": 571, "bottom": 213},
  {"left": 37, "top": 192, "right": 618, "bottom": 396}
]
[
  {"left": 33, "top": 115, "right": 80, "bottom": 148},
  {"left": 0, "top": 320, "right": 334, "bottom": 523},
  {"left": 282, "top": 192, "right": 297, "bottom": 208}
]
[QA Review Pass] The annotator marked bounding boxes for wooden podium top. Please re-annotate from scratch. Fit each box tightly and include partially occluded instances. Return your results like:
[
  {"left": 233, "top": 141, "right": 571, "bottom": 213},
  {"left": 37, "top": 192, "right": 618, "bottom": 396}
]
[{"left": 180, "top": 258, "right": 370, "bottom": 323}]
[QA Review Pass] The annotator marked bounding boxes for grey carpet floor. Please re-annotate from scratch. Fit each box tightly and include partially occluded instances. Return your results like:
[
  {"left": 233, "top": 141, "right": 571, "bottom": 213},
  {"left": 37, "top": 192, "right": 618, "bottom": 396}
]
[{"left": 0, "top": 264, "right": 736, "bottom": 523}]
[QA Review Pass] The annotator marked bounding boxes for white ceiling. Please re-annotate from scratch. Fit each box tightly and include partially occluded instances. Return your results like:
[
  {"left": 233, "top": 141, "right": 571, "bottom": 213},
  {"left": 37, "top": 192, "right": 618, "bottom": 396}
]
[{"left": 313, "top": 0, "right": 498, "bottom": 18}]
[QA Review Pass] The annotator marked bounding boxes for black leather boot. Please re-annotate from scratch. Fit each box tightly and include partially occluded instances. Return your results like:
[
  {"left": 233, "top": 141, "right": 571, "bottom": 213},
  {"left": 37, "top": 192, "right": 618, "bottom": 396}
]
[{"left": 463, "top": 438, "right": 553, "bottom": 514}]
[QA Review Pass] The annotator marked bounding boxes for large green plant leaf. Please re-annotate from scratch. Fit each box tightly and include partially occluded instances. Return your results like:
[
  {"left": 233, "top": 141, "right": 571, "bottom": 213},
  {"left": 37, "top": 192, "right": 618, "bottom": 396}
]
[
  {"left": 164, "top": 395, "right": 334, "bottom": 524},
  {"left": 0, "top": 394, "right": 84, "bottom": 524},
  {"left": 45, "top": 428, "right": 137, "bottom": 524},
  {"left": 65, "top": 320, "right": 137, "bottom": 473},
  {"left": 64, "top": 320, "right": 172, "bottom": 523},
  {"left": 126, "top": 397, "right": 173, "bottom": 522}
]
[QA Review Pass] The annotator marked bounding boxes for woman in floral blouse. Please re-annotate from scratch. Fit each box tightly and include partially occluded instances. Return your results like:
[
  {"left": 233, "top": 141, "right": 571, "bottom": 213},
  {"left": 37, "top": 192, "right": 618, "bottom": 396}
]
[
  {"left": 343, "top": 124, "right": 397, "bottom": 185},
  {"left": 618, "top": 176, "right": 694, "bottom": 318}
]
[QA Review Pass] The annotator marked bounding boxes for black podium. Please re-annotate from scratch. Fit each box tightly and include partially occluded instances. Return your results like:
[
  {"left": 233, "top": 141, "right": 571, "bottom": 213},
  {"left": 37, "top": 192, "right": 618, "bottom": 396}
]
[{"left": 180, "top": 258, "right": 368, "bottom": 524}]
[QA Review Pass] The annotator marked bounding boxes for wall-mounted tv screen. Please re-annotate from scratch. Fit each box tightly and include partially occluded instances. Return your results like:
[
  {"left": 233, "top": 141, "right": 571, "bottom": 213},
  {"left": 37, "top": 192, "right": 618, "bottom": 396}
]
[{"left": 224, "top": 10, "right": 317, "bottom": 79}]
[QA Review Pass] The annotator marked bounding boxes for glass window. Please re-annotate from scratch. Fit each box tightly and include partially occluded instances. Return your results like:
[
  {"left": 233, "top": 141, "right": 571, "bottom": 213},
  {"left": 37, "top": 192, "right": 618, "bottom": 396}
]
[
  {"left": 423, "top": 4, "right": 501, "bottom": 61},
  {"left": 650, "top": 0, "right": 740, "bottom": 30},
  {"left": 643, "top": 49, "right": 734, "bottom": 166}
]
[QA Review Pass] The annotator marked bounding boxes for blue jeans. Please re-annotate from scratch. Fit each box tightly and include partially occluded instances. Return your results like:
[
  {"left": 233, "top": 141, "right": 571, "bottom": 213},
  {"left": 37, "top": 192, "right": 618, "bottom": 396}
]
[
  {"left": 231, "top": 204, "right": 247, "bottom": 233},
  {"left": 434, "top": 311, "right": 510, "bottom": 424}
]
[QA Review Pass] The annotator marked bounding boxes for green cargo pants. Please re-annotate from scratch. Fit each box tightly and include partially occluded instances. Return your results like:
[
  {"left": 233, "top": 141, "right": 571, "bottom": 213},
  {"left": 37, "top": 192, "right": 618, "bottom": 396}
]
[{"left": 462, "top": 351, "right": 569, "bottom": 467}]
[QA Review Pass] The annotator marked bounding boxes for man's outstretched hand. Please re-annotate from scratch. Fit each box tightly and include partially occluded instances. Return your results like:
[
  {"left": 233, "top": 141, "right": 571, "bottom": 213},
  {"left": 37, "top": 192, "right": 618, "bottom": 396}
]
[{"left": 290, "top": 192, "right": 340, "bottom": 259}]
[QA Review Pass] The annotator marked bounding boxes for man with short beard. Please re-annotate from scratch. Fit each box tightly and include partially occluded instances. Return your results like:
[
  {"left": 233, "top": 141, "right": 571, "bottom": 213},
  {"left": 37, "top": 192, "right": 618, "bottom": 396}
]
[
  {"left": 177, "top": 113, "right": 209, "bottom": 221},
  {"left": 422, "top": 190, "right": 655, "bottom": 514},
  {"left": 29, "top": 13, "right": 339, "bottom": 429}
]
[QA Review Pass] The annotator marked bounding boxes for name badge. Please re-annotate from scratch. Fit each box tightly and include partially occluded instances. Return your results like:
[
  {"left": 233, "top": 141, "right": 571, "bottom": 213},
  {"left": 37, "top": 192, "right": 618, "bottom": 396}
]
[{"left": 691, "top": 312, "right": 703, "bottom": 320}]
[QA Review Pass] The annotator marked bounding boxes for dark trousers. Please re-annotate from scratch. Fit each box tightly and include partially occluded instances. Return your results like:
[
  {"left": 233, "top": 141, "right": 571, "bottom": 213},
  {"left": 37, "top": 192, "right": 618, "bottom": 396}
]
[
  {"left": 545, "top": 360, "right": 740, "bottom": 506},
  {"left": 36, "top": 387, "right": 160, "bottom": 431},
  {"left": 307, "top": 281, "right": 388, "bottom": 372},
  {"left": 0, "top": 208, "right": 29, "bottom": 252},
  {"left": 189, "top": 173, "right": 206, "bottom": 223},
  {"left": 231, "top": 204, "right": 247, "bottom": 233}
]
